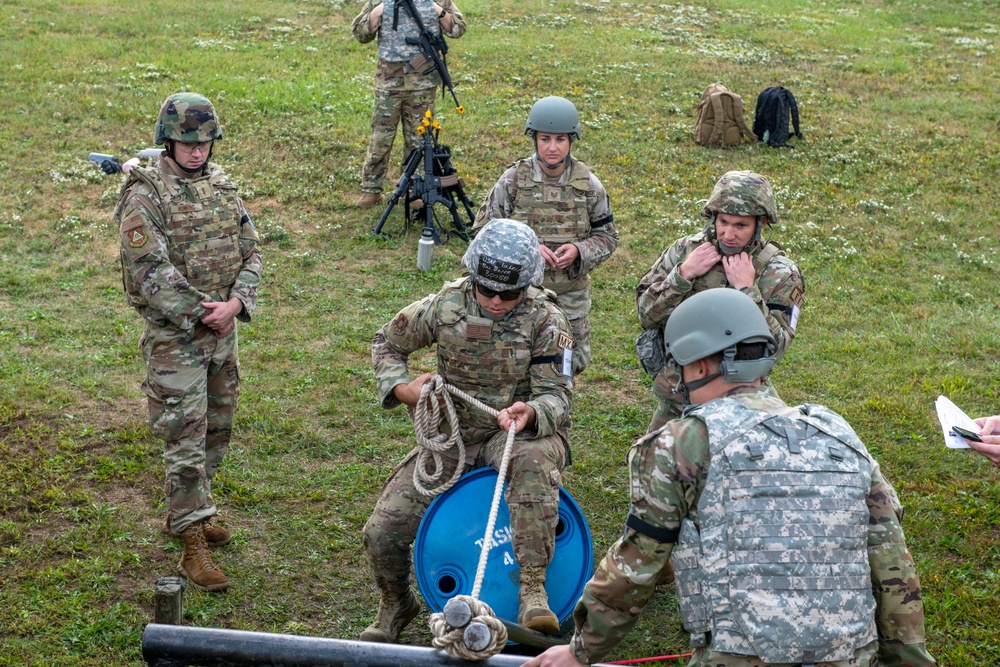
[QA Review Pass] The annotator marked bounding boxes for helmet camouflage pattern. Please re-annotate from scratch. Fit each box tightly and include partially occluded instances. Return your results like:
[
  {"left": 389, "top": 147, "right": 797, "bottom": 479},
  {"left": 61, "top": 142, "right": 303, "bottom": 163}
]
[
  {"left": 154, "top": 92, "right": 223, "bottom": 145},
  {"left": 463, "top": 219, "right": 544, "bottom": 292},
  {"left": 702, "top": 170, "right": 778, "bottom": 226}
]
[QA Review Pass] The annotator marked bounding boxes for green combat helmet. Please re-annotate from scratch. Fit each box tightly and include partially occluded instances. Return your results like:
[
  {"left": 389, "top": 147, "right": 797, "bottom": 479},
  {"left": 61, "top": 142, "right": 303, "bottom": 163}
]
[
  {"left": 154, "top": 92, "right": 223, "bottom": 145},
  {"left": 462, "top": 218, "right": 544, "bottom": 293},
  {"left": 664, "top": 289, "right": 776, "bottom": 401},
  {"left": 701, "top": 170, "right": 777, "bottom": 252},
  {"left": 524, "top": 96, "right": 582, "bottom": 140}
]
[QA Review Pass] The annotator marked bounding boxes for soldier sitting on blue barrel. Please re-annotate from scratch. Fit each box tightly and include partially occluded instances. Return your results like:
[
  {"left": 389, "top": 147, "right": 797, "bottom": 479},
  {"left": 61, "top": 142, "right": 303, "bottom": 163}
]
[{"left": 362, "top": 219, "right": 574, "bottom": 642}]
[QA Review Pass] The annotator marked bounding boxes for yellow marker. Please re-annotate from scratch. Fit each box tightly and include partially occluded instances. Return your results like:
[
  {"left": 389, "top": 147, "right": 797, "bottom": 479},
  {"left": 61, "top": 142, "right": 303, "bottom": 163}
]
[
  {"left": 456, "top": 106, "right": 465, "bottom": 115},
  {"left": 425, "top": 109, "right": 433, "bottom": 119},
  {"left": 432, "top": 120, "right": 441, "bottom": 129},
  {"left": 416, "top": 125, "right": 426, "bottom": 134}
]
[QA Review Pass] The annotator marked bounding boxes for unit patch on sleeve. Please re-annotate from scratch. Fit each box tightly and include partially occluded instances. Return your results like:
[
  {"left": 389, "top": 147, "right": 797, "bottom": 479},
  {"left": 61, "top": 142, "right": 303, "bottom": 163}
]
[
  {"left": 391, "top": 314, "right": 409, "bottom": 336},
  {"left": 127, "top": 227, "right": 148, "bottom": 248}
]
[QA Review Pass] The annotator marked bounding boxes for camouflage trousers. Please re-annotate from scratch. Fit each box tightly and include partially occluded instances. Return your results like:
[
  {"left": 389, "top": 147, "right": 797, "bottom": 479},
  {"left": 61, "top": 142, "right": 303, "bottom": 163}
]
[
  {"left": 361, "top": 86, "right": 437, "bottom": 193},
  {"left": 686, "top": 639, "right": 878, "bottom": 667},
  {"left": 646, "top": 369, "right": 779, "bottom": 433},
  {"left": 141, "top": 322, "right": 240, "bottom": 535},
  {"left": 568, "top": 315, "right": 590, "bottom": 376},
  {"left": 363, "top": 428, "right": 567, "bottom": 595}
]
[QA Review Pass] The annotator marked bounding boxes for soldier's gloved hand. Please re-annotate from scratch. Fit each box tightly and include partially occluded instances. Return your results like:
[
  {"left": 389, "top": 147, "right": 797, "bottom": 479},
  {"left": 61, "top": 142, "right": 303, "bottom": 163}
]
[{"left": 100, "top": 158, "right": 123, "bottom": 175}]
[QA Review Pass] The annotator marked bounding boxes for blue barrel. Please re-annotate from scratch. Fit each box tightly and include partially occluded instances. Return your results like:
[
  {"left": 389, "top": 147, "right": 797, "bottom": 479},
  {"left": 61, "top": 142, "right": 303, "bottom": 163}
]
[{"left": 414, "top": 467, "right": 593, "bottom": 631}]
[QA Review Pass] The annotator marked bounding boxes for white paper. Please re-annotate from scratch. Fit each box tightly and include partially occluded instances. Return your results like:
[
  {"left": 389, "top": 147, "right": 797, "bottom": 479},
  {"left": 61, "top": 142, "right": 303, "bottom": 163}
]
[{"left": 934, "top": 395, "right": 979, "bottom": 449}]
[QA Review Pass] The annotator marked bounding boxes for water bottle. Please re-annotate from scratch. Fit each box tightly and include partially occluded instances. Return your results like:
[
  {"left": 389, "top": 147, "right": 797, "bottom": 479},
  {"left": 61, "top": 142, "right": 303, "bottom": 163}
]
[{"left": 417, "top": 228, "right": 434, "bottom": 271}]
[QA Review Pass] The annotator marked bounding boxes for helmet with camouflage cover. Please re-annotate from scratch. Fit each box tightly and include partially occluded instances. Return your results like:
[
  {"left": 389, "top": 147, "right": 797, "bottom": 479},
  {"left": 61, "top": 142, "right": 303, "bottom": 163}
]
[
  {"left": 154, "top": 93, "right": 223, "bottom": 145},
  {"left": 665, "top": 289, "right": 776, "bottom": 390},
  {"left": 701, "top": 170, "right": 778, "bottom": 226},
  {"left": 462, "top": 219, "right": 544, "bottom": 292},
  {"left": 524, "top": 96, "right": 582, "bottom": 140}
]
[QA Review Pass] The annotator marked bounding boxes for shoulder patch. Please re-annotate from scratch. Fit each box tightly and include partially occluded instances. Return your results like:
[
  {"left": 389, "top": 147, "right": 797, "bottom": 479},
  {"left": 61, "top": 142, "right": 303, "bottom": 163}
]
[
  {"left": 391, "top": 314, "right": 409, "bottom": 336},
  {"left": 126, "top": 227, "right": 148, "bottom": 248},
  {"left": 557, "top": 332, "right": 574, "bottom": 350}
]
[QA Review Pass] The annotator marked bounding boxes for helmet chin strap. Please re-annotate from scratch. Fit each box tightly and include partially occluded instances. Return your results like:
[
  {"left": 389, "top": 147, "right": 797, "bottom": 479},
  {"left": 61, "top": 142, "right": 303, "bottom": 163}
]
[
  {"left": 670, "top": 358, "right": 721, "bottom": 406},
  {"left": 164, "top": 140, "right": 211, "bottom": 175}
]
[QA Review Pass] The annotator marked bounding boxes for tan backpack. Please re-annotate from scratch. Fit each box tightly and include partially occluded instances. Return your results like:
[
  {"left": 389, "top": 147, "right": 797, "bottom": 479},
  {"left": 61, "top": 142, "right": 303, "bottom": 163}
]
[{"left": 694, "top": 83, "right": 757, "bottom": 146}]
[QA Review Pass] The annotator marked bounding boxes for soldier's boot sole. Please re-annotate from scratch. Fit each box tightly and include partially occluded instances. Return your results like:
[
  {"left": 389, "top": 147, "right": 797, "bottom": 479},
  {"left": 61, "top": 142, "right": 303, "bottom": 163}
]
[{"left": 521, "top": 607, "right": 560, "bottom": 635}]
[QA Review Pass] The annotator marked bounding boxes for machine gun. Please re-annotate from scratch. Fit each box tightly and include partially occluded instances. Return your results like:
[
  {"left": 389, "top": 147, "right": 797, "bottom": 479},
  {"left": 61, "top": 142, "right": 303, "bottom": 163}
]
[
  {"left": 394, "top": 0, "right": 464, "bottom": 114},
  {"left": 372, "top": 110, "right": 474, "bottom": 257}
]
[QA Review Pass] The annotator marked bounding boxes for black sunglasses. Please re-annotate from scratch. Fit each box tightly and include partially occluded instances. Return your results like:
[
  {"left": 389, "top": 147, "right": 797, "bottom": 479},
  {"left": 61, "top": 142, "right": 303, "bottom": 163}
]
[{"left": 475, "top": 282, "right": 523, "bottom": 301}]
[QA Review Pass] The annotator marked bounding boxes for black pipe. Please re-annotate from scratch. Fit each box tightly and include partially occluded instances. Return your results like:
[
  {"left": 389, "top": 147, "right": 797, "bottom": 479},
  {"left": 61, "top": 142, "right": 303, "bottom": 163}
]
[{"left": 143, "top": 623, "right": 543, "bottom": 667}]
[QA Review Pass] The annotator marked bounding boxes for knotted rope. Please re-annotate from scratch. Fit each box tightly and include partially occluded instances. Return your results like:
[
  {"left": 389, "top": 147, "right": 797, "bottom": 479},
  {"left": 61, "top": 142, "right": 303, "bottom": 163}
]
[{"left": 414, "top": 375, "right": 510, "bottom": 660}]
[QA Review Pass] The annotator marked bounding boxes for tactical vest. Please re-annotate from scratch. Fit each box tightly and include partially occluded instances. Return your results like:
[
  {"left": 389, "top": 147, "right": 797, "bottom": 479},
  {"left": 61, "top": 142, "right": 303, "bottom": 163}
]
[
  {"left": 115, "top": 164, "right": 244, "bottom": 310},
  {"left": 677, "top": 399, "right": 877, "bottom": 664},
  {"left": 378, "top": 0, "right": 440, "bottom": 62},
  {"left": 681, "top": 233, "right": 782, "bottom": 292},
  {"left": 510, "top": 157, "right": 593, "bottom": 295},
  {"left": 434, "top": 280, "right": 548, "bottom": 432}
]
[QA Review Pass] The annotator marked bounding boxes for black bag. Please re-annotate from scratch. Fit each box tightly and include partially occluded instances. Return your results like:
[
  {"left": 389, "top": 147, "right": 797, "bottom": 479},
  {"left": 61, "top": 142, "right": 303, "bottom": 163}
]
[{"left": 752, "top": 86, "right": 802, "bottom": 148}]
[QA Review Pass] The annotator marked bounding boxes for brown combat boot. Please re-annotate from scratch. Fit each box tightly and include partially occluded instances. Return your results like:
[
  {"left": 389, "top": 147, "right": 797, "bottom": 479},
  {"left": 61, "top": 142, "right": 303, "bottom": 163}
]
[
  {"left": 356, "top": 192, "right": 382, "bottom": 208},
  {"left": 177, "top": 521, "right": 230, "bottom": 592},
  {"left": 518, "top": 566, "right": 560, "bottom": 635},
  {"left": 202, "top": 518, "right": 232, "bottom": 548},
  {"left": 359, "top": 589, "right": 420, "bottom": 643}
]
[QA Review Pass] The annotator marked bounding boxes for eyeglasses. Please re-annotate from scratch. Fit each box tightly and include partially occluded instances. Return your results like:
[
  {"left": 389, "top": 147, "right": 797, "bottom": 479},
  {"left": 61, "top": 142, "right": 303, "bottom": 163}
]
[
  {"left": 175, "top": 140, "right": 213, "bottom": 154},
  {"left": 475, "top": 282, "right": 523, "bottom": 301}
]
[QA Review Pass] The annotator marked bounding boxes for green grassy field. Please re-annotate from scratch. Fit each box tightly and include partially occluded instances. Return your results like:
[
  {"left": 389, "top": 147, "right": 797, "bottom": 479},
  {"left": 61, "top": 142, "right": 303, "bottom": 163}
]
[{"left": 1, "top": 0, "right": 998, "bottom": 664}]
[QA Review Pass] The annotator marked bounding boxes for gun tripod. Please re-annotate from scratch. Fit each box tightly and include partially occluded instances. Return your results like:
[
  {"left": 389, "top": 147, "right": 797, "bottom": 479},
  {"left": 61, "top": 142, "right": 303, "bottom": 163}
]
[{"left": 372, "top": 116, "right": 474, "bottom": 245}]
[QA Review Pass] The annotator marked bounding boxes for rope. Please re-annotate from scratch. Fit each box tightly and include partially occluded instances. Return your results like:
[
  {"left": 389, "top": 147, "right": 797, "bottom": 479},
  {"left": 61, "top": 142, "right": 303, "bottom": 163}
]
[
  {"left": 416, "top": 375, "right": 510, "bottom": 660},
  {"left": 412, "top": 375, "right": 501, "bottom": 498}
]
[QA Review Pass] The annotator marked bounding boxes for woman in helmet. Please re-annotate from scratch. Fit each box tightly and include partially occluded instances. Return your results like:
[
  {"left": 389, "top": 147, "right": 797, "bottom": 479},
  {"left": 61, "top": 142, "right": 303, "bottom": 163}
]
[
  {"left": 114, "top": 93, "right": 262, "bottom": 593},
  {"left": 472, "top": 96, "right": 618, "bottom": 377}
]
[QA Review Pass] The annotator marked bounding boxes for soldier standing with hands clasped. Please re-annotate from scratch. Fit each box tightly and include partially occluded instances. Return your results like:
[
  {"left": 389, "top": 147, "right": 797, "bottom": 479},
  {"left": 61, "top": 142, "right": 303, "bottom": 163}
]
[
  {"left": 473, "top": 97, "right": 618, "bottom": 376},
  {"left": 362, "top": 219, "right": 574, "bottom": 643},
  {"left": 523, "top": 289, "right": 935, "bottom": 667},
  {"left": 115, "top": 93, "right": 262, "bottom": 592},
  {"left": 352, "top": 0, "right": 466, "bottom": 208}
]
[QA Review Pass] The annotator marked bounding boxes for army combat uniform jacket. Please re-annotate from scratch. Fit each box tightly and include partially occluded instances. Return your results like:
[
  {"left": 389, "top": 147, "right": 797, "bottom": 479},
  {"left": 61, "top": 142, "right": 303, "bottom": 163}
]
[
  {"left": 116, "top": 158, "right": 261, "bottom": 328},
  {"left": 636, "top": 233, "right": 804, "bottom": 427},
  {"left": 352, "top": 0, "right": 466, "bottom": 94},
  {"left": 566, "top": 387, "right": 935, "bottom": 667},
  {"left": 372, "top": 277, "right": 572, "bottom": 444}
]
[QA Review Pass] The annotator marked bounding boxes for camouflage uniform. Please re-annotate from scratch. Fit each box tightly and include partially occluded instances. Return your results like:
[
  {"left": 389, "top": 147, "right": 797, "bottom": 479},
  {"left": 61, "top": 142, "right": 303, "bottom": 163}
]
[
  {"left": 116, "top": 156, "right": 261, "bottom": 535},
  {"left": 636, "top": 174, "right": 804, "bottom": 431},
  {"left": 365, "top": 276, "right": 573, "bottom": 598},
  {"left": 352, "top": 0, "right": 466, "bottom": 194},
  {"left": 565, "top": 386, "right": 935, "bottom": 667},
  {"left": 473, "top": 155, "right": 617, "bottom": 375}
]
